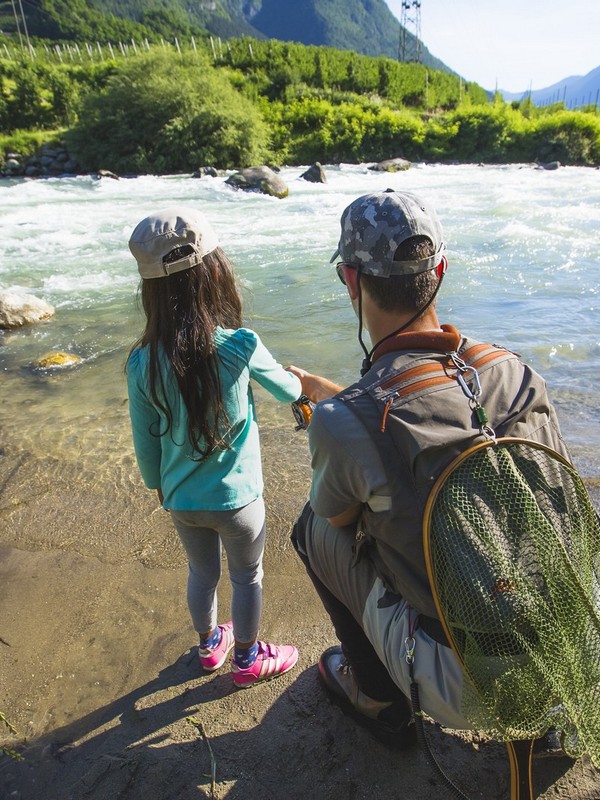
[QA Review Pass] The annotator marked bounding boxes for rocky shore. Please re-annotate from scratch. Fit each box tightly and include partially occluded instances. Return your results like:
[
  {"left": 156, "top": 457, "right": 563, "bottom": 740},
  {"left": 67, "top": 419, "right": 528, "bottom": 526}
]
[{"left": 0, "top": 141, "right": 80, "bottom": 178}]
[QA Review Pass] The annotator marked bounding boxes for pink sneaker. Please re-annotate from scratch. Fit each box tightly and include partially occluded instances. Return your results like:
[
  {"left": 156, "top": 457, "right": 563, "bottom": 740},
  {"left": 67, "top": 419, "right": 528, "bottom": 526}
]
[
  {"left": 198, "top": 621, "right": 234, "bottom": 672},
  {"left": 231, "top": 640, "right": 299, "bottom": 688}
]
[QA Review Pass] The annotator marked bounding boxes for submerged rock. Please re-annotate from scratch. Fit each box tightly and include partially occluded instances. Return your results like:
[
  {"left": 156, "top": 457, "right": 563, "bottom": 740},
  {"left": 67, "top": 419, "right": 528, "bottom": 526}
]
[
  {"left": 369, "top": 157, "right": 411, "bottom": 172},
  {"left": 33, "top": 351, "right": 82, "bottom": 369},
  {"left": 0, "top": 290, "right": 55, "bottom": 329},
  {"left": 192, "top": 166, "right": 219, "bottom": 178},
  {"left": 225, "top": 166, "right": 288, "bottom": 198},
  {"left": 93, "top": 168, "right": 120, "bottom": 180}
]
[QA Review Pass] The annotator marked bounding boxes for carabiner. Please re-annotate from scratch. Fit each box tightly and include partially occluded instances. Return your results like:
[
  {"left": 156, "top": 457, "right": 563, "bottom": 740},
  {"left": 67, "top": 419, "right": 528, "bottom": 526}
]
[{"left": 456, "top": 365, "right": 482, "bottom": 401}]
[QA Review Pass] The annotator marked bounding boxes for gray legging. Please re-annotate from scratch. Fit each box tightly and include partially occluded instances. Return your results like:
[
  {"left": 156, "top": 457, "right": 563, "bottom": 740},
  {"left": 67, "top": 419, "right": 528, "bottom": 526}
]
[{"left": 170, "top": 496, "right": 265, "bottom": 644}]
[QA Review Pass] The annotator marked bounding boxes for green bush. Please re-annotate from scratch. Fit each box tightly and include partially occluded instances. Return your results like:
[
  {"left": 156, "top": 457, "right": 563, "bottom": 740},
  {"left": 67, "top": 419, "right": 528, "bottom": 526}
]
[
  {"left": 531, "top": 111, "right": 600, "bottom": 165},
  {"left": 264, "top": 97, "right": 425, "bottom": 164},
  {"left": 422, "top": 106, "right": 513, "bottom": 161},
  {"left": 218, "top": 37, "right": 486, "bottom": 112},
  {"left": 4, "top": 62, "right": 49, "bottom": 129},
  {"left": 1, "top": 58, "right": 117, "bottom": 132},
  {"left": 66, "top": 50, "right": 270, "bottom": 172},
  {"left": 0, "top": 129, "right": 63, "bottom": 159}
]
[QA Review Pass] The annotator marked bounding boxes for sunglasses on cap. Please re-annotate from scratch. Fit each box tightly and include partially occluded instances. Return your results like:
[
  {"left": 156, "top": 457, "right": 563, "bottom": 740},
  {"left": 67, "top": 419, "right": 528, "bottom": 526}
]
[{"left": 336, "top": 257, "right": 447, "bottom": 283}]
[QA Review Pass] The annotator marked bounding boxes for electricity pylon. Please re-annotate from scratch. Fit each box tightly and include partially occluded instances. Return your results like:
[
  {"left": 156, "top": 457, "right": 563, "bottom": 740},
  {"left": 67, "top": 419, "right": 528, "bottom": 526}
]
[{"left": 399, "top": 0, "right": 422, "bottom": 64}]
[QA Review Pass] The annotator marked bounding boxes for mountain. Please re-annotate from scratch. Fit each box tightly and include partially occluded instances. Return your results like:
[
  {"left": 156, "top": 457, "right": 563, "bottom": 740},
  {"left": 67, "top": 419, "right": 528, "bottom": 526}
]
[
  {"left": 500, "top": 65, "right": 600, "bottom": 109},
  {"left": 246, "top": 0, "right": 449, "bottom": 70},
  {"left": 8, "top": 0, "right": 453, "bottom": 73}
]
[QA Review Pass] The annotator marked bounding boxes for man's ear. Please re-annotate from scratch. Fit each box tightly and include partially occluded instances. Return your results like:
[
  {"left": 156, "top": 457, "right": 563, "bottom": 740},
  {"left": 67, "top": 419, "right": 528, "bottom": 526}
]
[{"left": 342, "top": 265, "right": 360, "bottom": 300}]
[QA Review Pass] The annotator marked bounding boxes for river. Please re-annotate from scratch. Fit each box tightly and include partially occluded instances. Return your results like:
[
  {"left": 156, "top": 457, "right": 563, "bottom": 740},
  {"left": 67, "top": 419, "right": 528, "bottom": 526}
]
[{"left": 1, "top": 162, "right": 599, "bottom": 490}]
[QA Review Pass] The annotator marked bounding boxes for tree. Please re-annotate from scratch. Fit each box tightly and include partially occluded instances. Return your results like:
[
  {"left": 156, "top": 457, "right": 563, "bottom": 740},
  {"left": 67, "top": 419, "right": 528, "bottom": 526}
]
[
  {"left": 6, "top": 62, "right": 48, "bottom": 131},
  {"left": 66, "top": 50, "right": 270, "bottom": 172}
]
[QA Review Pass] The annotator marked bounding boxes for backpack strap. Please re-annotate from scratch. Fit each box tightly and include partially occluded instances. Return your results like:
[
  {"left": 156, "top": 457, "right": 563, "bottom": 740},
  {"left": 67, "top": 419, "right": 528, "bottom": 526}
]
[{"left": 376, "top": 342, "right": 518, "bottom": 433}]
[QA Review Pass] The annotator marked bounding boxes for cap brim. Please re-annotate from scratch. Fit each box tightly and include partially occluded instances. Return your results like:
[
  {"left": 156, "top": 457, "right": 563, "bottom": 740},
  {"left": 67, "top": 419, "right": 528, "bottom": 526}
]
[{"left": 330, "top": 247, "right": 340, "bottom": 264}]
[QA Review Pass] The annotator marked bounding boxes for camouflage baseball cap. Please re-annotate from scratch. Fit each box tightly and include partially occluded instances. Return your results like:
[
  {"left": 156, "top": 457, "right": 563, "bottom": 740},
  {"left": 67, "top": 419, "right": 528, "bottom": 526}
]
[{"left": 330, "top": 189, "right": 445, "bottom": 277}]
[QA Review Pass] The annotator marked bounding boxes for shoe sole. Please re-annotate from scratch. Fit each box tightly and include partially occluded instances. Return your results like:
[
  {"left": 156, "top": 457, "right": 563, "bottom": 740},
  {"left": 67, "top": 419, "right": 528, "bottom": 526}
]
[
  {"left": 200, "top": 650, "right": 233, "bottom": 672},
  {"left": 232, "top": 655, "right": 299, "bottom": 689},
  {"left": 318, "top": 647, "right": 416, "bottom": 751}
]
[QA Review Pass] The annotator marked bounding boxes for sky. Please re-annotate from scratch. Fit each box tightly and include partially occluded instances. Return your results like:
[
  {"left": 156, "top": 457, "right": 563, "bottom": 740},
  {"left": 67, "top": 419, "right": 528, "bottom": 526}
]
[{"left": 384, "top": 0, "right": 599, "bottom": 93}]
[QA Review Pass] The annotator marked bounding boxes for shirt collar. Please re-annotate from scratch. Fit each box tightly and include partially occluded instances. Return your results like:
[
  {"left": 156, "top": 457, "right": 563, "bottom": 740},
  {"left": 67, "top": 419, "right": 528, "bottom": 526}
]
[{"left": 371, "top": 324, "right": 461, "bottom": 365}]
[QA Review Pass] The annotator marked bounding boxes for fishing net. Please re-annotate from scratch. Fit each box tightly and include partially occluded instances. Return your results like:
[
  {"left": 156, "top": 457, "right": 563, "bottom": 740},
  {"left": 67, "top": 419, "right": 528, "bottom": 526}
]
[{"left": 423, "top": 438, "right": 600, "bottom": 766}]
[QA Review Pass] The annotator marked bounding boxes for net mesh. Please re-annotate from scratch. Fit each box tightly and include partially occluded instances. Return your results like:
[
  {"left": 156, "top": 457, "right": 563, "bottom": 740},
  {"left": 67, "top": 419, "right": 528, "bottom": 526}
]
[{"left": 425, "top": 439, "right": 600, "bottom": 765}]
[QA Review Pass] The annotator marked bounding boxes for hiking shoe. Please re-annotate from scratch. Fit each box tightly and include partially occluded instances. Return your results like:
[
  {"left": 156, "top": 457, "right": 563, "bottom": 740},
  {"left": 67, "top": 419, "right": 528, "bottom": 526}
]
[
  {"left": 231, "top": 640, "right": 299, "bottom": 688},
  {"left": 318, "top": 645, "right": 416, "bottom": 750},
  {"left": 532, "top": 728, "right": 573, "bottom": 759},
  {"left": 198, "top": 621, "right": 234, "bottom": 672}
]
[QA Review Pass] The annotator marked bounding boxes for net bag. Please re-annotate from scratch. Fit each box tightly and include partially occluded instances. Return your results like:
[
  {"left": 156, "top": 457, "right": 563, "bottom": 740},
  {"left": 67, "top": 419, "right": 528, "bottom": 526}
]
[{"left": 423, "top": 437, "right": 600, "bottom": 766}]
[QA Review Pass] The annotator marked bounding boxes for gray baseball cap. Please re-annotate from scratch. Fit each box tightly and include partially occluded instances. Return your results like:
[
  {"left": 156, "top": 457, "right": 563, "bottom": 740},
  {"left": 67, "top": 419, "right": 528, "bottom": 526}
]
[
  {"left": 330, "top": 189, "right": 445, "bottom": 276},
  {"left": 129, "top": 207, "right": 219, "bottom": 279}
]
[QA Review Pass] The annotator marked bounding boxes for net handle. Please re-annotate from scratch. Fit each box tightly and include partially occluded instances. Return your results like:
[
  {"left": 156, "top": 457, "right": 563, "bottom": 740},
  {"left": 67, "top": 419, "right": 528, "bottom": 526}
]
[{"left": 506, "top": 740, "right": 535, "bottom": 800}]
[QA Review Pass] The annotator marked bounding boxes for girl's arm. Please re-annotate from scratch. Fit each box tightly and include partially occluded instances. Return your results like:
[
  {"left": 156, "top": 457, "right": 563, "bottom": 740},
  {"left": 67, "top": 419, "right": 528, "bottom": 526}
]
[
  {"left": 127, "top": 352, "right": 162, "bottom": 489},
  {"left": 246, "top": 330, "right": 302, "bottom": 402}
]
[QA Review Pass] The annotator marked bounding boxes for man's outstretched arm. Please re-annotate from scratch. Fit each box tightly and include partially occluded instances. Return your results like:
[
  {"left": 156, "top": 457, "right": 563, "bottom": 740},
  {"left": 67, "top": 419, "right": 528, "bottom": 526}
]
[{"left": 286, "top": 365, "right": 344, "bottom": 403}]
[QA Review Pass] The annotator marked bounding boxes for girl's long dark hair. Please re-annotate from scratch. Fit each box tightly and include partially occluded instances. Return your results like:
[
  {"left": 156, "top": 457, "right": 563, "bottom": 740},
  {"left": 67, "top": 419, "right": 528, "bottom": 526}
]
[{"left": 129, "top": 246, "right": 243, "bottom": 459}]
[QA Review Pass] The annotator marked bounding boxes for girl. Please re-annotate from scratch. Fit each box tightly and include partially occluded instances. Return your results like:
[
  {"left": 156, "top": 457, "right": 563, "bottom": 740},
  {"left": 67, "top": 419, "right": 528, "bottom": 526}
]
[{"left": 126, "top": 207, "right": 300, "bottom": 688}]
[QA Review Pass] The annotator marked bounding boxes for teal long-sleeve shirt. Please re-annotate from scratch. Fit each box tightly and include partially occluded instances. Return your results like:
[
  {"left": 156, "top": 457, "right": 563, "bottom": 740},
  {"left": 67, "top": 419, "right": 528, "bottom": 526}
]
[{"left": 127, "top": 326, "right": 302, "bottom": 511}]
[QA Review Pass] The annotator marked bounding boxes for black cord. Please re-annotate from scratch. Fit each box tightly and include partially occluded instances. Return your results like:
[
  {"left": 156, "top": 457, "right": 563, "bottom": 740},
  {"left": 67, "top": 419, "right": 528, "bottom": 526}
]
[
  {"left": 358, "top": 271, "right": 446, "bottom": 377},
  {"left": 410, "top": 680, "right": 471, "bottom": 800}
]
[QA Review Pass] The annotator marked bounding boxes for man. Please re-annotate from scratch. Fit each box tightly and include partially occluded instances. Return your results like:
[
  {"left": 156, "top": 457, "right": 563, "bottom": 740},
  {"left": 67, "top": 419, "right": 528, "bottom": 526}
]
[{"left": 288, "top": 189, "right": 568, "bottom": 750}]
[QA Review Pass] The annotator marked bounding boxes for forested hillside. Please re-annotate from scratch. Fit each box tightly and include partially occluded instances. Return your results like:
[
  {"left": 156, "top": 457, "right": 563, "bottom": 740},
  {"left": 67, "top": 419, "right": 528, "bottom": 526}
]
[
  {"left": 245, "top": 0, "right": 447, "bottom": 68},
  {"left": 3, "top": 0, "right": 158, "bottom": 42},
  {"left": 1, "top": 34, "right": 598, "bottom": 174},
  {"left": 1, "top": 0, "right": 450, "bottom": 71}
]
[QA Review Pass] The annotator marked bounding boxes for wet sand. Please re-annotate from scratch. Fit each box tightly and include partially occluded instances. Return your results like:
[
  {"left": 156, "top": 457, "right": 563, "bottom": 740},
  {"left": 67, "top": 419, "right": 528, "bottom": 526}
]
[{"left": 1, "top": 427, "right": 600, "bottom": 799}]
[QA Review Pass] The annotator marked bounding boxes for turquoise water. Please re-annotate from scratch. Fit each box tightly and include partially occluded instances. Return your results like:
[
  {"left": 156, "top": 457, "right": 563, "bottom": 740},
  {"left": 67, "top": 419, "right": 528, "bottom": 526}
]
[{"left": 1, "top": 163, "right": 599, "bottom": 477}]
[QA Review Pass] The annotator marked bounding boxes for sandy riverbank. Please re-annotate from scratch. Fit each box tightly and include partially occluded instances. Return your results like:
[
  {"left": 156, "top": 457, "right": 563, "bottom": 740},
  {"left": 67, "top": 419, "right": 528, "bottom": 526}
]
[{"left": 1, "top": 431, "right": 600, "bottom": 799}]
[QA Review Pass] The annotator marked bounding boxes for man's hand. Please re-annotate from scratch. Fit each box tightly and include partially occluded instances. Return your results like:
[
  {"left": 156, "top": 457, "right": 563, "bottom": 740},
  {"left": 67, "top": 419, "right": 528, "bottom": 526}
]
[
  {"left": 287, "top": 365, "right": 344, "bottom": 403},
  {"left": 327, "top": 503, "right": 362, "bottom": 528}
]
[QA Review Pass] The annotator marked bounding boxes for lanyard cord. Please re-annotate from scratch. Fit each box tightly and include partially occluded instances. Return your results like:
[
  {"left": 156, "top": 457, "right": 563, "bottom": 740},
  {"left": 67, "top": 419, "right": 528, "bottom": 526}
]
[{"left": 356, "top": 270, "right": 372, "bottom": 376}]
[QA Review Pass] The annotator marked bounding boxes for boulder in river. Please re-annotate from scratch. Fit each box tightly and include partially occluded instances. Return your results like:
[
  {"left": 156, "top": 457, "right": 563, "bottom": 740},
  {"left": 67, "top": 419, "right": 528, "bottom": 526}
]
[
  {"left": 225, "top": 166, "right": 289, "bottom": 198},
  {"left": 300, "top": 162, "right": 327, "bottom": 183},
  {"left": 368, "top": 157, "right": 411, "bottom": 172},
  {"left": 0, "top": 290, "right": 55, "bottom": 329}
]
